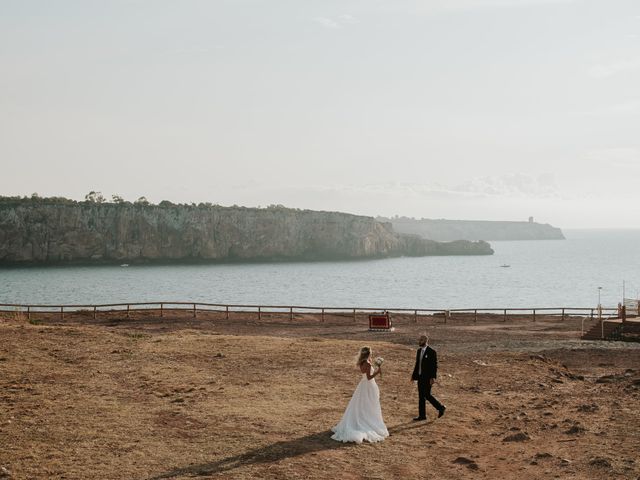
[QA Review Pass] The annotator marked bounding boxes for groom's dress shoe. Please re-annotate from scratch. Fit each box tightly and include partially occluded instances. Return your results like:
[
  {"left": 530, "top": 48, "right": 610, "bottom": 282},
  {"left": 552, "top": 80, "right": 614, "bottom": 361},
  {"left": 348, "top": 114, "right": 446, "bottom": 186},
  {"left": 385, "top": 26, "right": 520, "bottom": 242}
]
[
  {"left": 438, "top": 406, "right": 446, "bottom": 418},
  {"left": 413, "top": 416, "right": 426, "bottom": 421}
]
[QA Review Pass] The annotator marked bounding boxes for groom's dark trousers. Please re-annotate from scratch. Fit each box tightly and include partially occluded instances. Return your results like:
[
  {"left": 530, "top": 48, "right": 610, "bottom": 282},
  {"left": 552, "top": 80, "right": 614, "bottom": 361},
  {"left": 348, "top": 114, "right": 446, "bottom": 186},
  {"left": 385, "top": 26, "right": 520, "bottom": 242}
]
[{"left": 412, "top": 346, "right": 443, "bottom": 419}]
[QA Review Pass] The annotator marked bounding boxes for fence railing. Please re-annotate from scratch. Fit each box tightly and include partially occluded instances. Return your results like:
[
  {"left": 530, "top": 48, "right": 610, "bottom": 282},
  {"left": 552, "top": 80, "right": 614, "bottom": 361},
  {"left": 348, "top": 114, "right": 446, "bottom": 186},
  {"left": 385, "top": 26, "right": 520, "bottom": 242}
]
[{"left": 0, "top": 302, "right": 620, "bottom": 323}]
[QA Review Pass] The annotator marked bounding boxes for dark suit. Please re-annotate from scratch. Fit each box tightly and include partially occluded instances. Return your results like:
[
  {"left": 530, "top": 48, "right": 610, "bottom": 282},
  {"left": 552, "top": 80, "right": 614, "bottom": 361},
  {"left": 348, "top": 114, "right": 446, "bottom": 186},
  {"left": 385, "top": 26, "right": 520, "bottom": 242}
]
[{"left": 412, "top": 345, "right": 443, "bottom": 419}]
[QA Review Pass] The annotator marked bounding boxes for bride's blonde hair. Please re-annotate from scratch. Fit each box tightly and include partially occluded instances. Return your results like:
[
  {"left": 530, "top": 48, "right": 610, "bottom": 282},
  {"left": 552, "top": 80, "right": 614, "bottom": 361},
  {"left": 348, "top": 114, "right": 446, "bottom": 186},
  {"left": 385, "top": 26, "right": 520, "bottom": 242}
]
[{"left": 356, "top": 346, "right": 371, "bottom": 366}]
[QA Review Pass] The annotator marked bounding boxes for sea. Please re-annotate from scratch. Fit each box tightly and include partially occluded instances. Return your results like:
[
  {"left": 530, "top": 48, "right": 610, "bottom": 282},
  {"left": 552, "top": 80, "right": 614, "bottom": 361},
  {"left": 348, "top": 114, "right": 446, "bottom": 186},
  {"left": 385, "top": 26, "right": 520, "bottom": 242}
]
[{"left": 1, "top": 229, "right": 639, "bottom": 310}]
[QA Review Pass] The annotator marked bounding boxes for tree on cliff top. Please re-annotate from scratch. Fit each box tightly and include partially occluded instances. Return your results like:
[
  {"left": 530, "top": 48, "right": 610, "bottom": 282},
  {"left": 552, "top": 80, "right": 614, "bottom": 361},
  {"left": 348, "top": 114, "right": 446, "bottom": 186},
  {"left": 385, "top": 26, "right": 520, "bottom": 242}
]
[{"left": 85, "top": 191, "right": 106, "bottom": 203}]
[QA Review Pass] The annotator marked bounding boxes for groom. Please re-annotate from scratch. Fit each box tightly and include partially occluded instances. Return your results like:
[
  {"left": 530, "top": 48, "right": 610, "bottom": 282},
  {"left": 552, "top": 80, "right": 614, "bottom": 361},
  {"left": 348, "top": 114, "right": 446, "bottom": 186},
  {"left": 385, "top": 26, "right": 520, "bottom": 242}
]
[{"left": 411, "top": 334, "right": 445, "bottom": 421}]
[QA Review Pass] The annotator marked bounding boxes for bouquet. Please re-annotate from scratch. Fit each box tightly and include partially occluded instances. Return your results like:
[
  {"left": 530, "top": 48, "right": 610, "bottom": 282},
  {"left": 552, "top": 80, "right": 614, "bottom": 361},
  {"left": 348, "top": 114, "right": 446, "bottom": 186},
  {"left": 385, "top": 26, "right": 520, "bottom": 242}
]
[{"left": 374, "top": 357, "right": 384, "bottom": 377}]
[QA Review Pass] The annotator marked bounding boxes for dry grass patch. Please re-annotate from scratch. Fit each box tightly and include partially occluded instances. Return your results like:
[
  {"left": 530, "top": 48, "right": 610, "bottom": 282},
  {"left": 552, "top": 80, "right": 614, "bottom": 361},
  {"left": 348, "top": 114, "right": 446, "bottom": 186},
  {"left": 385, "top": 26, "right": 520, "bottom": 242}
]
[{"left": 1, "top": 320, "right": 639, "bottom": 479}]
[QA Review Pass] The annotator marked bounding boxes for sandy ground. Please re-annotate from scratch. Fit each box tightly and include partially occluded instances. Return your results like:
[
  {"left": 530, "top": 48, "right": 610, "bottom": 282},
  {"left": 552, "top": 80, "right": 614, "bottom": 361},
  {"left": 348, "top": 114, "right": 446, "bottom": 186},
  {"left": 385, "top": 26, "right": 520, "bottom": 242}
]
[{"left": 1, "top": 311, "right": 639, "bottom": 479}]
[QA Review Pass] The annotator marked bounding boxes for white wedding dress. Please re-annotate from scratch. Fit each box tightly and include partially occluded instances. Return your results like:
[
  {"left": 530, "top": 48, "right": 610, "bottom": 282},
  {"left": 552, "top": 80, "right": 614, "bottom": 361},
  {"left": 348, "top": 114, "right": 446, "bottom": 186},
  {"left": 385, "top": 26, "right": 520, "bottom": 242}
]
[{"left": 331, "top": 365, "right": 389, "bottom": 443}]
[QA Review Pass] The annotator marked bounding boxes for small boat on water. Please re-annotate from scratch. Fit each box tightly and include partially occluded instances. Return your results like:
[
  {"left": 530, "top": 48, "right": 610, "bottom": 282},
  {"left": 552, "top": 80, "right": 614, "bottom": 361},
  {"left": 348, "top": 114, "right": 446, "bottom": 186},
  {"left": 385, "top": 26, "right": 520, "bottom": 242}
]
[
  {"left": 500, "top": 264, "right": 510, "bottom": 268},
  {"left": 120, "top": 264, "right": 129, "bottom": 267}
]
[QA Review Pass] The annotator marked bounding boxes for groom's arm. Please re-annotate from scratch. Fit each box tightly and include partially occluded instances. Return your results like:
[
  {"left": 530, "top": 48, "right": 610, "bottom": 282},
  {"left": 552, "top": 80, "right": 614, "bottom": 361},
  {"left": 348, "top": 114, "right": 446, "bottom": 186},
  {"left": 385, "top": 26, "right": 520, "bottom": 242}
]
[
  {"left": 432, "top": 349, "right": 438, "bottom": 379},
  {"left": 411, "top": 349, "right": 419, "bottom": 380}
]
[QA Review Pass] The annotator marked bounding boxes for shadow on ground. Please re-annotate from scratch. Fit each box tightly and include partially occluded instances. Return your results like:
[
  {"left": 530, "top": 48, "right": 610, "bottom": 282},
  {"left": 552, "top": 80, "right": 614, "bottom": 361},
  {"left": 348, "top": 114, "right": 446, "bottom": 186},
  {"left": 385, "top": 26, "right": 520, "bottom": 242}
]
[
  {"left": 148, "top": 429, "right": 351, "bottom": 479},
  {"left": 148, "top": 422, "right": 423, "bottom": 479}
]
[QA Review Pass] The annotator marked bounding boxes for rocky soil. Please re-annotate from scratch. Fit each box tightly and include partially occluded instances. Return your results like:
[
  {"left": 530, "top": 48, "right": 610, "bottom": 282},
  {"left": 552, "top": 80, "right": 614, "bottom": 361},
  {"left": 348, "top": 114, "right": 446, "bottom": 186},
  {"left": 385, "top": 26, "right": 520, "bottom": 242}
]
[{"left": 1, "top": 312, "right": 638, "bottom": 479}]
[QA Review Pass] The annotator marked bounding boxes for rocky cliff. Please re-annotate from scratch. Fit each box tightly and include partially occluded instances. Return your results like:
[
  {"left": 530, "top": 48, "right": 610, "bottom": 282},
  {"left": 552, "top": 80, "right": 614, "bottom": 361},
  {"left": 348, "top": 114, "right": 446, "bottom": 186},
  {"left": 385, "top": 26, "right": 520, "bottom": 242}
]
[
  {"left": 0, "top": 199, "right": 493, "bottom": 265},
  {"left": 380, "top": 217, "right": 565, "bottom": 241}
]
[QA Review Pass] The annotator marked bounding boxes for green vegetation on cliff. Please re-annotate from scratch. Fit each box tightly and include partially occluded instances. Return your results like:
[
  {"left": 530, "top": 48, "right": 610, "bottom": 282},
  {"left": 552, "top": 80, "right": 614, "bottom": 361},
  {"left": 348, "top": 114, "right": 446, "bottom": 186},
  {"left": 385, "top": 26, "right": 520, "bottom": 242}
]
[{"left": 0, "top": 196, "right": 493, "bottom": 265}]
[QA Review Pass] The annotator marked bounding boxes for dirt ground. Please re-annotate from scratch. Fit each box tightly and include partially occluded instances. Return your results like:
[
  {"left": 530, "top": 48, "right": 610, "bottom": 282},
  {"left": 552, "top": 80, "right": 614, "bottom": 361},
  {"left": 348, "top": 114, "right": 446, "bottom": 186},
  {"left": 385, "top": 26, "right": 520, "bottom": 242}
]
[{"left": 1, "top": 311, "right": 639, "bottom": 479}]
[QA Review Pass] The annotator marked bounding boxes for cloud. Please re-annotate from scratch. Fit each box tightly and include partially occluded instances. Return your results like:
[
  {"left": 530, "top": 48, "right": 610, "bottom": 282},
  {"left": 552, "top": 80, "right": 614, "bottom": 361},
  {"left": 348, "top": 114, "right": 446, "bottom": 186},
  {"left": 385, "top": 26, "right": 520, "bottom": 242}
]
[
  {"left": 313, "top": 14, "right": 359, "bottom": 29},
  {"left": 163, "top": 45, "right": 224, "bottom": 56},
  {"left": 296, "top": 174, "right": 562, "bottom": 200},
  {"left": 589, "top": 56, "right": 640, "bottom": 78},
  {"left": 337, "top": 14, "right": 359, "bottom": 24},
  {"left": 313, "top": 17, "right": 340, "bottom": 29},
  {"left": 575, "top": 99, "right": 640, "bottom": 117},
  {"left": 409, "top": 0, "right": 577, "bottom": 12},
  {"left": 227, "top": 174, "right": 562, "bottom": 201},
  {"left": 585, "top": 147, "right": 640, "bottom": 169},
  {"left": 449, "top": 173, "right": 561, "bottom": 198},
  {"left": 194, "top": 177, "right": 634, "bottom": 227},
  {"left": 456, "top": 0, "right": 575, "bottom": 6},
  {"left": 608, "top": 100, "right": 640, "bottom": 113}
]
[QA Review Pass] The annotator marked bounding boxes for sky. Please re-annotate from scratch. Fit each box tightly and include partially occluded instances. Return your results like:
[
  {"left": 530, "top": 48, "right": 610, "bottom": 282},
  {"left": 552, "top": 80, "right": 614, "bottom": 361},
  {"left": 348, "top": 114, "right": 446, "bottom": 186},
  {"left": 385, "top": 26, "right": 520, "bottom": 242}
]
[{"left": 1, "top": 0, "right": 639, "bottom": 228}]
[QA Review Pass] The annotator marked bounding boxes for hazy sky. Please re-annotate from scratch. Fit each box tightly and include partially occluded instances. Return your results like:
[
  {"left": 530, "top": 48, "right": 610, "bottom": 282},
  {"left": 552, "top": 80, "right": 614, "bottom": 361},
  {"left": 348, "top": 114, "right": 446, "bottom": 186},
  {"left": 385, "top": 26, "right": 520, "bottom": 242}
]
[{"left": 1, "top": 0, "right": 639, "bottom": 228}]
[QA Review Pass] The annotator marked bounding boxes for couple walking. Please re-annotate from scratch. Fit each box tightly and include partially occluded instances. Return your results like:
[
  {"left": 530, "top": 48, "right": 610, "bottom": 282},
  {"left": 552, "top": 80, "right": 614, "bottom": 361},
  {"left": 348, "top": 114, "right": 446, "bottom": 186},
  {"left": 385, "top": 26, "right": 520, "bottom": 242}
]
[{"left": 331, "top": 334, "right": 445, "bottom": 444}]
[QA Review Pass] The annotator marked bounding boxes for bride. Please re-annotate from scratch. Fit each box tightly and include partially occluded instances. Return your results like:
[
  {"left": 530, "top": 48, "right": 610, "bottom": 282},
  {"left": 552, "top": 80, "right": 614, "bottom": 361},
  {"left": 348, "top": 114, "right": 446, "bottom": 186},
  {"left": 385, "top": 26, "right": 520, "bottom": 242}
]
[{"left": 331, "top": 346, "right": 389, "bottom": 443}]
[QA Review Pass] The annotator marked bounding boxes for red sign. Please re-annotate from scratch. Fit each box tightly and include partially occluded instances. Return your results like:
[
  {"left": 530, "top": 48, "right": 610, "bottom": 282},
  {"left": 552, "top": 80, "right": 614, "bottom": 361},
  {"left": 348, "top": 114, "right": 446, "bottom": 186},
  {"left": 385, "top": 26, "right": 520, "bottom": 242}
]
[{"left": 369, "top": 313, "right": 391, "bottom": 330}]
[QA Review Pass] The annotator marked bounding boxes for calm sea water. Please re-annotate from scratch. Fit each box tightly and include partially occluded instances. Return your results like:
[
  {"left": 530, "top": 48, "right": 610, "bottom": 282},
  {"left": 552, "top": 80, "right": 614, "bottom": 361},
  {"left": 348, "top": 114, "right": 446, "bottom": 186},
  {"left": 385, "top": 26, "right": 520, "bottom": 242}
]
[{"left": 1, "top": 230, "right": 639, "bottom": 309}]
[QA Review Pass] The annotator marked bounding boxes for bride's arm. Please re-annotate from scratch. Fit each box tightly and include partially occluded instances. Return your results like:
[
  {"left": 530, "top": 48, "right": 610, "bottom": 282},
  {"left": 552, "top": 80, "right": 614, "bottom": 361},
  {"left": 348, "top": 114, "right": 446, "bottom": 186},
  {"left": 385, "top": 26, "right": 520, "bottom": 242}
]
[{"left": 360, "top": 362, "right": 381, "bottom": 380}]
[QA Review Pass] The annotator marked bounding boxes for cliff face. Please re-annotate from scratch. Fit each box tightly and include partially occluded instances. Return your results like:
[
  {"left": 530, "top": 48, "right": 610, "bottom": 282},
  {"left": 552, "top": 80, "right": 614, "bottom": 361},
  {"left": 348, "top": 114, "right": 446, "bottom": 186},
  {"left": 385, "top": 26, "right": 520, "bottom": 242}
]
[
  {"left": 0, "top": 202, "right": 493, "bottom": 265},
  {"left": 381, "top": 218, "right": 565, "bottom": 242}
]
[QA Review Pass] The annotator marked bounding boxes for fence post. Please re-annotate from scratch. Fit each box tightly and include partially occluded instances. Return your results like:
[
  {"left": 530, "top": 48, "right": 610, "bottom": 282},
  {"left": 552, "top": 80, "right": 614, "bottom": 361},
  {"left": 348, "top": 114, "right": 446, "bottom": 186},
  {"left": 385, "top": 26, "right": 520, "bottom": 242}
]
[
  {"left": 127, "top": 304, "right": 130, "bottom": 318},
  {"left": 93, "top": 306, "right": 97, "bottom": 319},
  {"left": 533, "top": 309, "right": 536, "bottom": 322},
  {"left": 258, "top": 306, "right": 261, "bottom": 320},
  {"left": 503, "top": 309, "right": 507, "bottom": 322},
  {"left": 414, "top": 309, "right": 418, "bottom": 323},
  {"left": 226, "top": 305, "right": 229, "bottom": 320},
  {"left": 290, "top": 307, "right": 293, "bottom": 321},
  {"left": 160, "top": 303, "right": 164, "bottom": 317},
  {"left": 590, "top": 308, "right": 594, "bottom": 321},
  {"left": 353, "top": 309, "right": 356, "bottom": 322},
  {"left": 27, "top": 306, "right": 31, "bottom": 321},
  {"left": 474, "top": 309, "right": 477, "bottom": 323},
  {"left": 60, "top": 306, "right": 64, "bottom": 320},
  {"left": 321, "top": 308, "right": 325, "bottom": 323},
  {"left": 561, "top": 308, "right": 565, "bottom": 321},
  {"left": 193, "top": 303, "right": 197, "bottom": 318}
]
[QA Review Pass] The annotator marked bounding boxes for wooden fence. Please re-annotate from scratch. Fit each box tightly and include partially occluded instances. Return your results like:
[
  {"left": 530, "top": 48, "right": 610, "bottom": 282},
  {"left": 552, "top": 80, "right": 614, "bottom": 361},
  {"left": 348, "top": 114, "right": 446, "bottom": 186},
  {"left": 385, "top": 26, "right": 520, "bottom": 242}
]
[{"left": 0, "top": 301, "right": 620, "bottom": 323}]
